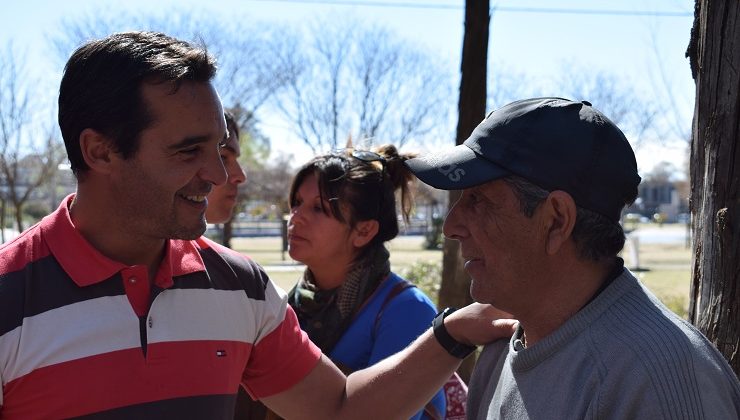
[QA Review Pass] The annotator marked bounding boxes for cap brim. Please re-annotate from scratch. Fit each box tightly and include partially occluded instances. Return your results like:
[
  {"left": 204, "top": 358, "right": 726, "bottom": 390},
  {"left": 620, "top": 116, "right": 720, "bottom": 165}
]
[{"left": 404, "top": 144, "right": 510, "bottom": 190}]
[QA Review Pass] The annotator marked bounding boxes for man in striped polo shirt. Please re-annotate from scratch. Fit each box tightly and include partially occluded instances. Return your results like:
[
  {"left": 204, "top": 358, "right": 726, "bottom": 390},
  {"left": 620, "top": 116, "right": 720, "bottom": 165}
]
[{"left": 0, "top": 31, "right": 515, "bottom": 419}]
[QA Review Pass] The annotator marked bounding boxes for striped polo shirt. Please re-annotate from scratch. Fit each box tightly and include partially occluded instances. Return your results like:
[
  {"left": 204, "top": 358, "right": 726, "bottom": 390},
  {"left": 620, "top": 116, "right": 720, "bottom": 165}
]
[{"left": 0, "top": 195, "right": 321, "bottom": 419}]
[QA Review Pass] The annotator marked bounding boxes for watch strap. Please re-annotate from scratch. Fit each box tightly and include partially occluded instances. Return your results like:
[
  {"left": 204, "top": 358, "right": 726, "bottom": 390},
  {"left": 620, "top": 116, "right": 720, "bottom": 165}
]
[{"left": 432, "top": 307, "right": 477, "bottom": 359}]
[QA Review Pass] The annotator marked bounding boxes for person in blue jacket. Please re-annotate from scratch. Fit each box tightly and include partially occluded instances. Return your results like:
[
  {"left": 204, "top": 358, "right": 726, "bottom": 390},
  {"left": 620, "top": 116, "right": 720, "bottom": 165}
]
[{"left": 287, "top": 144, "right": 445, "bottom": 420}]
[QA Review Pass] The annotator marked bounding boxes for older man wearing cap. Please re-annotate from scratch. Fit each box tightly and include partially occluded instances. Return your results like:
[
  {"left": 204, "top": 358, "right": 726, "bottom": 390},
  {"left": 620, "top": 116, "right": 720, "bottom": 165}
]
[{"left": 406, "top": 97, "right": 740, "bottom": 419}]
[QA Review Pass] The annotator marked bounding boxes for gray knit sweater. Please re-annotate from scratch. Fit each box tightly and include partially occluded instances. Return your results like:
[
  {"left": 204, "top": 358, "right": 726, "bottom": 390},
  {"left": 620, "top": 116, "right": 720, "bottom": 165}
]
[{"left": 467, "top": 269, "right": 740, "bottom": 419}]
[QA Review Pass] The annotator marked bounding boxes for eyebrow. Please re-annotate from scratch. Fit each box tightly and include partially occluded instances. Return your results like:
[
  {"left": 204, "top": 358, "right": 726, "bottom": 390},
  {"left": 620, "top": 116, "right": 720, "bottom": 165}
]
[
  {"left": 167, "top": 131, "right": 228, "bottom": 151},
  {"left": 167, "top": 135, "right": 212, "bottom": 151}
]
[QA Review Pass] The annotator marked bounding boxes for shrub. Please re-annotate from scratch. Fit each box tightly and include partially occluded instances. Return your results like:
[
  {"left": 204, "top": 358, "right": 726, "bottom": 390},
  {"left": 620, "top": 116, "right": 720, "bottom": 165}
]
[
  {"left": 23, "top": 201, "right": 52, "bottom": 220},
  {"left": 423, "top": 216, "right": 444, "bottom": 250},
  {"left": 401, "top": 260, "right": 442, "bottom": 302}
]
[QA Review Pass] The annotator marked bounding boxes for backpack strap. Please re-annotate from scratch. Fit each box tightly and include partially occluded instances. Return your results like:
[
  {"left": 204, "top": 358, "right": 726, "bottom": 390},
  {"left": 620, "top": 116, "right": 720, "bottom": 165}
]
[
  {"left": 372, "top": 279, "right": 445, "bottom": 420},
  {"left": 372, "top": 278, "right": 416, "bottom": 335}
]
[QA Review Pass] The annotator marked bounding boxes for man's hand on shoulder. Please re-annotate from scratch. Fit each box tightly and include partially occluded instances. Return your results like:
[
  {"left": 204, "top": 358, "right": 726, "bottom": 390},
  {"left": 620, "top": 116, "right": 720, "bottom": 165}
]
[
  {"left": 444, "top": 303, "right": 517, "bottom": 346},
  {"left": 261, "top": 304, "right": 516, "bottom": 419}
]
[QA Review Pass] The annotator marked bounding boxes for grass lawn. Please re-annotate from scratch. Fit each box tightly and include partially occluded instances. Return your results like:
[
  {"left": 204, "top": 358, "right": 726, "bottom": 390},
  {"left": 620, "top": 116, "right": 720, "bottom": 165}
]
[
  {"left": 230, "top": 235, "right": 443, "bottom": 292},
  {"left": 622, "top": 240, "right": 692, "bottom": 318},
  {"left": 231, "top": 227, "right": 693, "bottom": 318}
]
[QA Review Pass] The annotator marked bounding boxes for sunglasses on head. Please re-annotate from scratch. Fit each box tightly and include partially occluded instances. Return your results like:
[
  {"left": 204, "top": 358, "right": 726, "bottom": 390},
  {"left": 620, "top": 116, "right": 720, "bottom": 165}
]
[{"left": 347, "top": 149, "right": 387, "bottom": 220}]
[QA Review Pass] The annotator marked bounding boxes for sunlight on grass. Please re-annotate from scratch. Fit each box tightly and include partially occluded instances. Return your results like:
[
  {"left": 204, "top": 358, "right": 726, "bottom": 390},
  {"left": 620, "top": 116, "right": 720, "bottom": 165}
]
[
  {"left": 635, "top": 270, "right": 691, "bottom": 318},
  {"left": 232, "top": 232, "right": 693, "bottom": 318}
]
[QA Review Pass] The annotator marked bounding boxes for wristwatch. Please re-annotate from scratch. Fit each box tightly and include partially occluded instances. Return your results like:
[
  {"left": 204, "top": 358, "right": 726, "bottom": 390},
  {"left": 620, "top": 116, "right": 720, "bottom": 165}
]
[{"left": 432, "top": 307, "right": 477, "bottom": 359}]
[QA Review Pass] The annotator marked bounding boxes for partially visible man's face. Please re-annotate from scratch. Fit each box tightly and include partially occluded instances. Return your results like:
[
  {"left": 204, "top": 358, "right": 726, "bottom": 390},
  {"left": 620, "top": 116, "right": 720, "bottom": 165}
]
[
  {"left": 205, "top": 126, "right": 246, "bottom": 224},
  {"left": 108, "top": 80, "right": 228, "bottom": 241},
  {"left": 443, "top": 179, "right": 545, "bottom": 313}
]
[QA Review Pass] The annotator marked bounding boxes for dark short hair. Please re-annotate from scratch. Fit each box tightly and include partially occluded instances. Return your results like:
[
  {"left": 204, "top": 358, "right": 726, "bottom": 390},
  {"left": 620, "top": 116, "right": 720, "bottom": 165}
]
[
  {"left": 502, "top": 175, "right": 634, "bottom": 262},
  {"left": 289, "top": 144, "right": 416, "bottom": 252},
  {"left": 224, "top": 110, "right": 240, "bottom": 141},
  {"left": 58, "top": 31, "right": 217, "bottom": 177}
]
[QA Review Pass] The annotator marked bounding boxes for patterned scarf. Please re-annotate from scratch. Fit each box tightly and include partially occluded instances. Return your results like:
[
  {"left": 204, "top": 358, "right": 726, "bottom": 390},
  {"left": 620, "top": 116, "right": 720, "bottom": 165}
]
[{"left": 288, "top": 246, "right": 391, "bottom": 354}]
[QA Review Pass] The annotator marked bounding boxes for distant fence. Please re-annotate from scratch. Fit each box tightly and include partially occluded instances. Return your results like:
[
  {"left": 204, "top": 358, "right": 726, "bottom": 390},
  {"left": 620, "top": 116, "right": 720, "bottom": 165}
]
[{"left": 208, "top": 219, "right": 431, "bottom": 238}]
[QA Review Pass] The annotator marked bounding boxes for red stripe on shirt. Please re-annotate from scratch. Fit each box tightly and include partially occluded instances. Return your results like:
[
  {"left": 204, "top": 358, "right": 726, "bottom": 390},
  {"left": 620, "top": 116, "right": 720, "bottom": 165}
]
[
  {"left": 0, "top": 223, "right": 50, "bottom": 275},
  {"left": 2, "top": 340, "right": 250, "bottom": 420}
]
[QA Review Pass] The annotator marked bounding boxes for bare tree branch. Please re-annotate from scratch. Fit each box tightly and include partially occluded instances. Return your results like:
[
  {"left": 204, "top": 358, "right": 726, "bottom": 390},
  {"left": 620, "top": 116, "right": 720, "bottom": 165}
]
[
  {"left": 554, "top": 65, "right": 659, "bottom": 150},
  {"left": 50, "top": 9, "right": 282, "bottom": 124},
  {"left": 271, "top": 16, "right": 453, "bottom": 153},
  {"left": 0, "top": 43, "right": 66, "bottom": 232},
  {"left": 646, "top": 25, "right": 692, "bottom": 143}
]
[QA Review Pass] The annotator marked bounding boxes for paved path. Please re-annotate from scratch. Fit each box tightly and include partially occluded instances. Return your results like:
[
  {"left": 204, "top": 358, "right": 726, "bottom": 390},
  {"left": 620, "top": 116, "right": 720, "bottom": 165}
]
[{"left": 627, "top": 225, "right": 691, "bottom": 245}]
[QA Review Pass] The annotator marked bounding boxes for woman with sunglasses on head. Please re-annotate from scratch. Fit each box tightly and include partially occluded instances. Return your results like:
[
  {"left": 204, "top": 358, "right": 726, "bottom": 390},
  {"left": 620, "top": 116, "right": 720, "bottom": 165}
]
[{"left": 286, "top": 144, "right": 446, "bottom": 420}]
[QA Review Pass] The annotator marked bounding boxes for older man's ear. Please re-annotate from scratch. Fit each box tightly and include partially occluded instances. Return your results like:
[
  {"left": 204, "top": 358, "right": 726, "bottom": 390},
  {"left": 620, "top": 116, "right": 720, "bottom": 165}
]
[{"left": 540, "top": 190, "right": 577, "bottom": 256}]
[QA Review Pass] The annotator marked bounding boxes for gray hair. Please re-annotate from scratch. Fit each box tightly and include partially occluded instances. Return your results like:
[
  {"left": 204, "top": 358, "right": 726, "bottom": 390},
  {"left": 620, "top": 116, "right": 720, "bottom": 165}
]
[{"left": 502, "top": 176, "right": 626, "bottom": 261}]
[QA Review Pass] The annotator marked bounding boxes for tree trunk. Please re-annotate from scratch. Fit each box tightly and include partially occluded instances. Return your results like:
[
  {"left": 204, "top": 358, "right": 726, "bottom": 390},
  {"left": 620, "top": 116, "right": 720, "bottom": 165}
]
[
  {"left": 222, "top": 220, "right": 233, "bottom": 249},
  {"left": 13, "top": 201, "right": 24, "bottom": 233},
  {"left": 1, "top": 198, "right": 6, "bottom": 243},
  {"left": 438, "top": 0, "right": 490, "bottom": 383},
  {"left": 686, "top": 0, "right": 740, "bottom": 375}
]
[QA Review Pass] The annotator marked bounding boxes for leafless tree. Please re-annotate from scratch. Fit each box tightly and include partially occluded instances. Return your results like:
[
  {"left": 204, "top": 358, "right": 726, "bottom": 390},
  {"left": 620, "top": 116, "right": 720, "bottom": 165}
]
[
  {"left": 487, "top": 64, "right": 535, "bottom": 110},
  {"left": 646, "top": 25, "right": 693, "bottom": 144},
  {"left": 439, "top": 0, "right": 490, "bottom": 383},
  {"left": 554, "top": 66, "right": 660, "bottom": 150},
  {"left": 484, "top": 63, "right": 662, "bottom": 164},
  {"left": 270, "top": 22, "right": 349, "bottom": 152},
  {"left": 51, "top": 9, "right": 282, "bottom": 123},
  {"left": 271, "top": 17, "right": 454, "bottom": 153},
  {"left": 0, "top": 43, "right": 66, "bottom": 235},
  {"left": 686, "top": 0, "right": 740, "bottom": 375},
  {"left": 245, "top": 152, "right": 296, "bottom": 216},
  {"left": 50, "top": 10, "right": 217, "bottom": 64},
  {"left": 51, "top": 9, "right": 456, "bottom": 156}
]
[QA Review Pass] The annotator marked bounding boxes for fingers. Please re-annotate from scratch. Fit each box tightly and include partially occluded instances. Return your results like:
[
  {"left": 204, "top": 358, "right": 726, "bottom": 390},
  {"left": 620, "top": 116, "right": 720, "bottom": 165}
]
[
  {"left": 491, "top": 319, "right": 518, "bottom": 339},
  {"left": 484, "top": 305, "right": 513, "bottom": 320}
]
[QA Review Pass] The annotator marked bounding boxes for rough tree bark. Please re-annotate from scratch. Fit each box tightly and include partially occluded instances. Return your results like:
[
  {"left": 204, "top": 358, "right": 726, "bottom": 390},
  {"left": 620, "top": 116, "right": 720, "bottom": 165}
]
[
  {"left": 686, "top": 0, "right": 740, "bottom": 375},
  {"left": 438, "top": 0, "right": 489, "bottom": 383}
]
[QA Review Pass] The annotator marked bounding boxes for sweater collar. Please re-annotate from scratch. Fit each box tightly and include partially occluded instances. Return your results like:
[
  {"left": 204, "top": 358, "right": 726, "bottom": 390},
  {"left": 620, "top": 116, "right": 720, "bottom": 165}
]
[{"left": 509, "top": 265, "right": 637, "bottom": 371}]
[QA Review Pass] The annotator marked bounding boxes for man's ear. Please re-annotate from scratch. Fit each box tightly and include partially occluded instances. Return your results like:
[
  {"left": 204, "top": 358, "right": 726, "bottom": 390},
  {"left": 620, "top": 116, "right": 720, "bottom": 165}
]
[
  {"left": 351, "top": 219, "right": 380, "bottom": 248},
  {"left": 540, "top": 191, "right": 577, "bottom": 255},
  {"left": 79, "top": 128, "right": 117, "bottom": 175}
]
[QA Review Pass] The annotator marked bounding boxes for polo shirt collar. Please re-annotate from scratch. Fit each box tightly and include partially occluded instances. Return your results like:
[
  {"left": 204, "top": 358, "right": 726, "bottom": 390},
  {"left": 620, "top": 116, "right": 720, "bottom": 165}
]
[{"left": 41, "top": 194, "right": 206, "bottom": 288}]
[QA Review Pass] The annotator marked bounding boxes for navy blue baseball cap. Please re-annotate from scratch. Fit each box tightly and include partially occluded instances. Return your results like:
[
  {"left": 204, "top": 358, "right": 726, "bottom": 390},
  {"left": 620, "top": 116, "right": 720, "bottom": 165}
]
[{"left": 405, "top": 97, "right": 641, "bottom": 222}]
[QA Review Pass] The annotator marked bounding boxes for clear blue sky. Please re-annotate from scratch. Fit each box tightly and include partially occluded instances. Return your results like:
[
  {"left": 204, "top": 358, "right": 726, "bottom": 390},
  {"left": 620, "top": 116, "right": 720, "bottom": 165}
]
[{"left": 1, "top": 0, "right": 695, "bottom": 175}]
